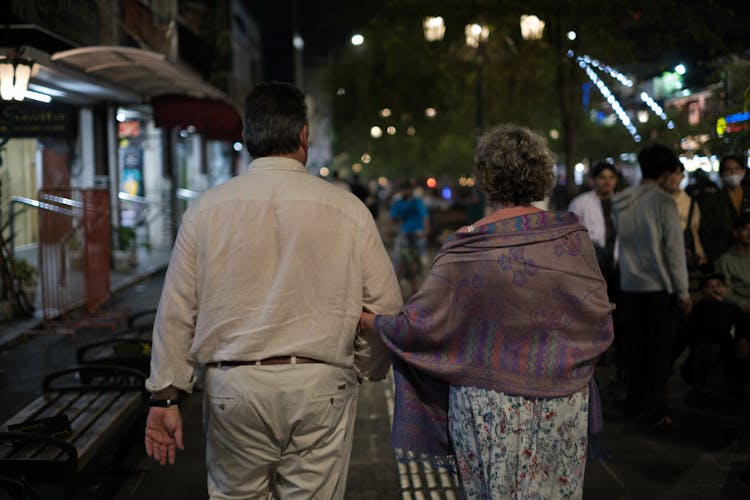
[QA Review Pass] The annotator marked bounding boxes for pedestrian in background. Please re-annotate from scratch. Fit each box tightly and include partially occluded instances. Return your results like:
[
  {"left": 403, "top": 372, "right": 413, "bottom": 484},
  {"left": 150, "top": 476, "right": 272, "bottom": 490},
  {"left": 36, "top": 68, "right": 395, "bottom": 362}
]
[
  {"left": 613, "top": 143, "right": 691, "bottom": 431},
  {"left": 682, "top": 273, "right": 748, "bottom": 402},
  {"left": 568, "top": 160, "right": 625, "bottom": 378},
  {"left": 699, "top": 154, "right": 750, "bottom": 266},
  {"left": 389, "top": 178, "right": 431, "bottom": 275},
  {"left": 360, "top": 124, "right": 613, "bottom": 499},
  {"left": 663, "top": 160, "right": 707, "bottom": 364},
  {"left": 143, "top": 81, "right": 402, "bottom": 499},
  {"left": 664, "top": 161, "right": 707, "bottom": 273},
  {"left": 568, "top": 161, "right": 620, "bottom": 281}
]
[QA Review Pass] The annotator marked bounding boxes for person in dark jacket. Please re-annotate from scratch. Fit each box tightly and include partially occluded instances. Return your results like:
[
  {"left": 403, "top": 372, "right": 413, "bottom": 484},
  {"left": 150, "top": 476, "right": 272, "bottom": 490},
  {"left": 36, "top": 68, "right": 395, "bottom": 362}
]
[
  {"left": 698, "top": 154, "right": 750, "bottom": 266},
  {"left": 683, "top": 273, "right": 748, "bottom": 401}
]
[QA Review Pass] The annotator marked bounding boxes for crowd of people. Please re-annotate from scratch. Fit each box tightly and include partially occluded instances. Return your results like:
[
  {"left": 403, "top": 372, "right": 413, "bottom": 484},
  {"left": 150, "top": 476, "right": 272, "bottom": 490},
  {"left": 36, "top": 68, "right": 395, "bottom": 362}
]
[{"left": 568, "top": 151, "right": 750, "bottom": 432}]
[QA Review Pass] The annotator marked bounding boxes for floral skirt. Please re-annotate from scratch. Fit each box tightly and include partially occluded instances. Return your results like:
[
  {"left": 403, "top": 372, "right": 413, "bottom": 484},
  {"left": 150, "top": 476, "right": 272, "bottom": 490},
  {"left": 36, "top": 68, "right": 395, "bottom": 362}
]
[{"left": 448, "top": 384, "right": 589, "bottom": 499}]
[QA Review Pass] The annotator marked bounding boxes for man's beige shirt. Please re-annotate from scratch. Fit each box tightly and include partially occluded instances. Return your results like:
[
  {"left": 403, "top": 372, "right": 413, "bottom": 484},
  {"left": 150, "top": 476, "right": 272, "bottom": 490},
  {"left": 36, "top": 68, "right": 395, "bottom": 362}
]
[{"left": 146, "top": 157, "right": 402, "bottom": 393}]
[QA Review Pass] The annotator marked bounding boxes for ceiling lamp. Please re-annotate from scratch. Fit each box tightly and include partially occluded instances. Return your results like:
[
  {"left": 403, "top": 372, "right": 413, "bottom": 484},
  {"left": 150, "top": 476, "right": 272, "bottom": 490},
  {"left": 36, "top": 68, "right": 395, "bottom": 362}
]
[{"left": 0, "top": 56, "right": 33, "bottom": 102}]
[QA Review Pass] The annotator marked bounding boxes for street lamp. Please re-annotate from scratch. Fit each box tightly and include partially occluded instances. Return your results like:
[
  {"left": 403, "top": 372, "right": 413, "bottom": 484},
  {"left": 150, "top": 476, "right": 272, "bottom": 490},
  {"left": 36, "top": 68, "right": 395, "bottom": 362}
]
[
  {"left": 423, "top": 18, "right": 489, "bottom": 132},
  {"left": 464, "top": 23, "right": 490, "bottom": 131},
  {"left": 464, "top": 23, "right": 489, "bottom": 48},
  {"left": 423, "top": 16, "right": 445, "bottom": 42},
  {"left": 519, "top": 15, "right": 545, "bottom": 40}
]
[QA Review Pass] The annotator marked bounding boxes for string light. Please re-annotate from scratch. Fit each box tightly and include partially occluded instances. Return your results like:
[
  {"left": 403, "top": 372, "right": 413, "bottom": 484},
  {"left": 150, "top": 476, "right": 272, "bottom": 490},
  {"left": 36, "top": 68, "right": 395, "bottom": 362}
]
[
  {"left": 569, "top": 50, "right": 678, "bottom": 140},
  {"left": 577, "top": 55, "right": 633, "bottom": 87},
  {"left": 580, "top": 62, "right": 641, "bottom": 142},
  {"left": 639, "top": 92, "right": 675, "bottom": 129}
]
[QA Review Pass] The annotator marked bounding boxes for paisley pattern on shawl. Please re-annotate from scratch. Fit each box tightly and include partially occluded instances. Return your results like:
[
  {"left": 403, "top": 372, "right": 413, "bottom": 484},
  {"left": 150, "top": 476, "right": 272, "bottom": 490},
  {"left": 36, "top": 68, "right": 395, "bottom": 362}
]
[{"left": 375, "top": 211, "right": 614, "bottom": 468}]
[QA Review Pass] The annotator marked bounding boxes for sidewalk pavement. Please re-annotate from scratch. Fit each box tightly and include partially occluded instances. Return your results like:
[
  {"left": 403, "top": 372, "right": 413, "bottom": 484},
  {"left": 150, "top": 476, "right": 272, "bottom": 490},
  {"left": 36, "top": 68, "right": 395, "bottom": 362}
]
[
  {"left": 2, "top": 247, "right": 750, "bottom": 498},
  {"left": 0, "top": 246, "right": 172, "bottom": 350}
]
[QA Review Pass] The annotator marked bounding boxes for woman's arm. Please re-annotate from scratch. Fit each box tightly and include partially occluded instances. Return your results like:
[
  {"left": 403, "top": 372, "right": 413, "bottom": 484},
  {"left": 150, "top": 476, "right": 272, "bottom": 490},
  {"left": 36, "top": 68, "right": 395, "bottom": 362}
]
[{"left": 359, "top": 311, "right": 377, "bottom": 334}]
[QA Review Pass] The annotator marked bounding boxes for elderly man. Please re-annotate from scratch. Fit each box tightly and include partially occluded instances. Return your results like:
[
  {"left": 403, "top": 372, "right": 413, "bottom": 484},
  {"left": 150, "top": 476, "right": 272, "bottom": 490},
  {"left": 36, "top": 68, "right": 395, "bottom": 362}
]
[{"left": 144, "top": 81, "right": 402, "bottom": 499}]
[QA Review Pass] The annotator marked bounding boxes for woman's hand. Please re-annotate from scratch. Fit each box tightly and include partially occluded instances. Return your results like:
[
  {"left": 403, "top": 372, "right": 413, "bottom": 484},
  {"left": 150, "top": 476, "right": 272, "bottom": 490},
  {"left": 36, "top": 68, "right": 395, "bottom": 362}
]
[{"left": 359, "top": 311, "right": 376, "bottom": 334}]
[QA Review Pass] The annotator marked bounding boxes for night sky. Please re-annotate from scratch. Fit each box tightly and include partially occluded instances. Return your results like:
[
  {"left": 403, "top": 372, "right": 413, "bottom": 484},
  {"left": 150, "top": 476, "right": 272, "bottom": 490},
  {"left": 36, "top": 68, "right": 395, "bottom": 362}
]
[{"left": 245, "top": 0, "right": 371, "bottom": 82}]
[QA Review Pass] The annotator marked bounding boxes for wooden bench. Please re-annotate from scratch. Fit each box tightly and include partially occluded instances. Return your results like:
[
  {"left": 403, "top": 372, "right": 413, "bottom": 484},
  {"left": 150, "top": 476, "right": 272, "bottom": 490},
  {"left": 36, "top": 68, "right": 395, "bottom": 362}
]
[
  {"left": 0, "top": 365, "right": 146, "bottom": 499},
  {"left": 127, "top": 309, "right": 156, "bottom": 335},
  {"left": 76, "top": 338, "right": 152, "bottom": 376}
]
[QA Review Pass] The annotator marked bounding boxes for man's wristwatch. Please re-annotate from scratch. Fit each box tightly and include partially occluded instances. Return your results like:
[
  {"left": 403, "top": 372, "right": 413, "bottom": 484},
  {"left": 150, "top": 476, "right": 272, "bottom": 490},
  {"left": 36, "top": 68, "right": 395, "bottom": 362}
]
[{"left": 148, "top": 397, "right": 179, "bottom": 408}]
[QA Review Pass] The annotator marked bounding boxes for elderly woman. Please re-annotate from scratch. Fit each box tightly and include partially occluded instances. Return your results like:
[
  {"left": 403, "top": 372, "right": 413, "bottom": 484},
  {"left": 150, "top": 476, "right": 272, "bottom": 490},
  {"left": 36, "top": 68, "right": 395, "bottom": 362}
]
[{"left": 359, "top": 124, "right": 613, "bottom": 498}]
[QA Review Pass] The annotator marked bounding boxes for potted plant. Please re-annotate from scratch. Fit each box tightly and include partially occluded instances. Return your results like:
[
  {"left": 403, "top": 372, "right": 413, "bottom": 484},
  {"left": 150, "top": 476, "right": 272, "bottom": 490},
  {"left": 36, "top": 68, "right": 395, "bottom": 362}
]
[
  {"left": 66, "top": 232, "right": 84, "bottom": 270},
  {"left": 11, "top": 257, "right": 38, "bottom": 305},
  {"left": 113, "top": 226, "right": 137, "bottom": 272}
]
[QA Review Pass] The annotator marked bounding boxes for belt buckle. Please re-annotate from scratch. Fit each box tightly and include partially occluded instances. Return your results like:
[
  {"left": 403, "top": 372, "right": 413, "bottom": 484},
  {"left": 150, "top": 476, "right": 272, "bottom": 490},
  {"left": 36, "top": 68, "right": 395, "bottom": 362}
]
[{"left": 215, "top": 361, "right": 223, "bottom": 368}]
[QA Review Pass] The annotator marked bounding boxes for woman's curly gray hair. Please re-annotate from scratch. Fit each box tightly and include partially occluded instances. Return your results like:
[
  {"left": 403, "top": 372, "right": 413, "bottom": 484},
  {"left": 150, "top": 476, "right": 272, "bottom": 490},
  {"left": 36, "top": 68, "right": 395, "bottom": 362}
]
[{"left": 473, "top": 124, "right": 556, "bottom": 205}]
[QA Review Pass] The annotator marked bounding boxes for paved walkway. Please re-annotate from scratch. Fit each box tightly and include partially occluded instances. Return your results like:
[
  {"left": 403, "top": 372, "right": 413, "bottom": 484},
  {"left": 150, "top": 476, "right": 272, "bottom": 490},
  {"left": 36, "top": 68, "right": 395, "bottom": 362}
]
[{"left": 2, "top": 261, "right": 750, "bottom": 498}]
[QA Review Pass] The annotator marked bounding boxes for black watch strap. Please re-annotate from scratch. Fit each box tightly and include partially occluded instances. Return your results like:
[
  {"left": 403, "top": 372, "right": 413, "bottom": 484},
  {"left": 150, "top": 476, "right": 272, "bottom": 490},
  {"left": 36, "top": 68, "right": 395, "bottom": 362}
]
[{"left": 148, "top": 397, "right": 179, "bottom": 408}]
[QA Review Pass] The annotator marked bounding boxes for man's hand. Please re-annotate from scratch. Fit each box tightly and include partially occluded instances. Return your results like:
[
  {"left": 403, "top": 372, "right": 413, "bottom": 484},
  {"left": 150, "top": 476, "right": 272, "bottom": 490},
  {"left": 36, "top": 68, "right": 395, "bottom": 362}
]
[{"left": 145, "top": 406, "right": 184, "bottom": 466}]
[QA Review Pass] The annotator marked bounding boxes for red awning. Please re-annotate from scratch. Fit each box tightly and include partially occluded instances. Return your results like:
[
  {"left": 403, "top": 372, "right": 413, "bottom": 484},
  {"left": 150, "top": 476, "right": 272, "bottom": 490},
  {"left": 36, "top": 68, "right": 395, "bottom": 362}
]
[{"left": 152, "top": 94, "right": 242, "bottom": 142}]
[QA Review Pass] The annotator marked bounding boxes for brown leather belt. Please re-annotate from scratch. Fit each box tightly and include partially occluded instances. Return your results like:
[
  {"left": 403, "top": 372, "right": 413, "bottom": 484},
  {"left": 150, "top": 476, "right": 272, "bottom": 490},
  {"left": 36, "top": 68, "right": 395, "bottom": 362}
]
[{"left": 205, "top": 356, "right": 324, "bottom": 368}]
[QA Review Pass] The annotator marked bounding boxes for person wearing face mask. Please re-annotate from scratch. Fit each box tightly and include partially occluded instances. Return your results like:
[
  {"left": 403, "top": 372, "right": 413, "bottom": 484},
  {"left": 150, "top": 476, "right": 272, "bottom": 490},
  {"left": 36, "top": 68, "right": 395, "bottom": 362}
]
[{"left": 698, "top": 154, "right": 750, "bottom": 267}]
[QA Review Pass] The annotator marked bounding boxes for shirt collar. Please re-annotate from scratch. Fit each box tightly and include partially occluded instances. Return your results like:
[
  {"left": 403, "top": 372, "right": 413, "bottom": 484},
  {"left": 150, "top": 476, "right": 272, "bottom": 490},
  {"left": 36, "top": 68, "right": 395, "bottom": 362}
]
[{"left": 248, "top": 156, "right": 307, "bottom": 173}]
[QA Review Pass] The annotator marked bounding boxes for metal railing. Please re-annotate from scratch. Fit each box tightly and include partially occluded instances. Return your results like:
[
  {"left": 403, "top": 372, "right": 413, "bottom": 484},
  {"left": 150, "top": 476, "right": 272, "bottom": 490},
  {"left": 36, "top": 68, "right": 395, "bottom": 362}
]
[
  {"left": 176, "top": 188, "right": 201, "bottom": 200},
  {"left": 118, "top": 192, "right": 162, "bottom": 226},
  {"left": 9, "top": 196, "right": 74, "bottom": 258}
]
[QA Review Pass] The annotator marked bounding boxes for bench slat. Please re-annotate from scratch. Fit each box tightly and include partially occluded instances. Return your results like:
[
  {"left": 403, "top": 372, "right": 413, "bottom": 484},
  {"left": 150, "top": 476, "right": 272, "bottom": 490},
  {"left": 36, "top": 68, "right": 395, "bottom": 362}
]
[
  {"left": 70, "top": 392, "right": 142, "bottom": 470},
  {"left": 1, "top": 392, "right": 68, "bottom": 429},
  {"left": 3, "top": 392, "right": 82, "bottom": 459},
  {"left": 34, "top": 391, "right": 119, "bottom": 465},
  {"left": 2, "top": 363, "right": 147, "bottom": 499},
  {"left": 4, "top": 390, "right": 143, "bottom": 468}
]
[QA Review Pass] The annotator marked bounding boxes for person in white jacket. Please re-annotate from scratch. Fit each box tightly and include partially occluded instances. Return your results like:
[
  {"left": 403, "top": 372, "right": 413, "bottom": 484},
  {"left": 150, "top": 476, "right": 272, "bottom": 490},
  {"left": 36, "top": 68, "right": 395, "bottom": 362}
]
[
  {"left": 569, "top": 161, "right": 623, "bottom": 376},
  {"left": 568, "top": 161, "right": 619, "bottom": 281}
]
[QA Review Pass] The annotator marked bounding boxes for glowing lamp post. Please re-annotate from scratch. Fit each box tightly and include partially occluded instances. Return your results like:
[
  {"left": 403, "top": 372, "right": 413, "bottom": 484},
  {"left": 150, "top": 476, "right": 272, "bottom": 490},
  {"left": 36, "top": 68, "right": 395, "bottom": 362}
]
[
  {"left": 464, "top": 23, "right": 490, "bottom": 48},
  {"left": 423, "top": 17, "right": 446, "bottom": 42},
  {"left": 520, "top": 15, "right": 545, "bottom": 40},
  {"left": 464, "top": 23, "right": 490, "bottom": 131}
]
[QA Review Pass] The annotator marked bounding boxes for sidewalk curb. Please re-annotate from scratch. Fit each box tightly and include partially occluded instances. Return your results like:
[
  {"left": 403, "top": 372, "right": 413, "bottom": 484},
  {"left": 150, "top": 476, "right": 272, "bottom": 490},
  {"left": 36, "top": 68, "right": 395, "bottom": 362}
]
[{"left": 0, "top": 264, "right": 167, "bottom": 351}]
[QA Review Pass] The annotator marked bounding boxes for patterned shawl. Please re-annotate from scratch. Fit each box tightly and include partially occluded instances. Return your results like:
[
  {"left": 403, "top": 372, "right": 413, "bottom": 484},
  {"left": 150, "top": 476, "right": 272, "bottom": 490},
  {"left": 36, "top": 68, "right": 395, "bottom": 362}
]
[{"left": 375, "top": 211, "right": 614, "bottom": 467}]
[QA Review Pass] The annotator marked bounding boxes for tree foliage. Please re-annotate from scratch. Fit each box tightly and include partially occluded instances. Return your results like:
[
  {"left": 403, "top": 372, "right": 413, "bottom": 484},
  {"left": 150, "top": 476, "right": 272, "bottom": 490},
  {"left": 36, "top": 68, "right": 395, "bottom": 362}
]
[{"left": 321, "top": 0, "right": 750, "bottom": 181}]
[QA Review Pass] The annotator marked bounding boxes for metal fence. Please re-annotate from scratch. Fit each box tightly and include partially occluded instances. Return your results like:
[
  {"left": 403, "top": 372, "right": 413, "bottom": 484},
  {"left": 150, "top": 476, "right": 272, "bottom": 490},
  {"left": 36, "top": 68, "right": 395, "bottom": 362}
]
[{"left": 37, "top": 188, "right": 111, "bottom": 324}]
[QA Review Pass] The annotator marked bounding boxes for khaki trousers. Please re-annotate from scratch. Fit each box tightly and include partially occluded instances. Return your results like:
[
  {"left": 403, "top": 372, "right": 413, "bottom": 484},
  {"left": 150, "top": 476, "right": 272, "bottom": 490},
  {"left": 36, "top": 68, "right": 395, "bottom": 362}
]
[{"left": 203, "top": 362, "right": 359, "bottom": 499}]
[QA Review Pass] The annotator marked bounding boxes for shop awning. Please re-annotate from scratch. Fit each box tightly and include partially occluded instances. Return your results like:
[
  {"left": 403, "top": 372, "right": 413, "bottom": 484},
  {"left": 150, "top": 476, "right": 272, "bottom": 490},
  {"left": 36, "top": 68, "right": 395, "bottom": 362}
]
[
  {"left": 51, "top": 46, "right": 227, "bottom": 101},
  {"left": 152, "top": 94, "right": 243, "bottom": 142},
  {"left": 14, "top": 45, "right": 141, "bottom": 105}
]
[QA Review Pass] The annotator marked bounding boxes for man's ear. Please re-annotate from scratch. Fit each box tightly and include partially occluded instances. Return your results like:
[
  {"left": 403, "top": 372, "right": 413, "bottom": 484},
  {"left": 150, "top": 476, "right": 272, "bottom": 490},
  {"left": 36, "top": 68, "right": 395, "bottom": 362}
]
[{"left": 300, "top": 124, "right": 309, "bottom": 149}]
